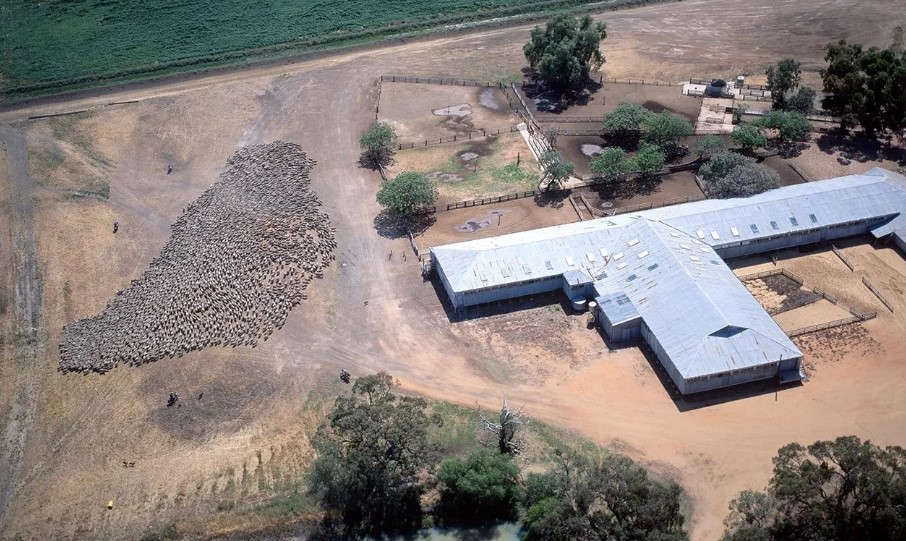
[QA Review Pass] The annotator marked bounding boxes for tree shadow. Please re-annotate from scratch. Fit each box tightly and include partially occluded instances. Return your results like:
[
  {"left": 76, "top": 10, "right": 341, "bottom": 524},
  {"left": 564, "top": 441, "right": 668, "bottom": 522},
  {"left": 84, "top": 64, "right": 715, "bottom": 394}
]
[
  {"left": 587, "top": 174, "right": 664, "bottom": 201},
  {"left": 815, "top": 130, "right": 906, "bottom": 165},
  {"left": 533, "top": 189, "right": 569, "bottom": 208},
  {"left": 521, "top": 77, "right": 603, "bottom": 114},
  {"left": 358, "top": 150, "right": 396, "bottom": 171},
  {"left": 373, "top": 210, "right": 436, "bottom": 240}
]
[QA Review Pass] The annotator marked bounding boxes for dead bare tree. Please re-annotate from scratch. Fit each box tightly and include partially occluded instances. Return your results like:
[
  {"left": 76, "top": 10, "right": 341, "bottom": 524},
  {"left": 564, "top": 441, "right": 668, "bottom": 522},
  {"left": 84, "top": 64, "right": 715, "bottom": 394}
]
[{"left": 478, "top": 398, "right": 529, "bottom": 455}]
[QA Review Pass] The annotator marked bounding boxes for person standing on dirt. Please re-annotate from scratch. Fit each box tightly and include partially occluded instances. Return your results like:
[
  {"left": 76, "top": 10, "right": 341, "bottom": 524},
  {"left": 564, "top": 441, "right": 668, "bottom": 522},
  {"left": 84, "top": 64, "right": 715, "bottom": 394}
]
[{"left": 113, "top": 221, "right": 119, "bottom": 234}]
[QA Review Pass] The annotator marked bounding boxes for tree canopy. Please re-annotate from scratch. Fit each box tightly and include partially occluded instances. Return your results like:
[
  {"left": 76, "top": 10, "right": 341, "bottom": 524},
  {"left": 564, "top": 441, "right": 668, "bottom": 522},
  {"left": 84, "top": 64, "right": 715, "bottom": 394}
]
[
  {"left": 787, "top": 86, "right": 817, "bottom": 115},
  {"left": 524, "top": 14, "right": 607, "bottom": 95},
  {"left": 694, "top": 135, "right": 727, "bottom": 160},
  {"left": 632, "top": 144, "right": 666, "bottom": 177},
  {"left": 522, "top": 449, "right": 687, "bottom": 541},
  {"left": 722, "top": 436, "right": 906, "bottom": 541},
  {"left": 821, "top": 41, "right": 906, "bottom": 135},
  {"left": 376, "top": 171, "right": 438, "bottom": 216},
  {"left": 699, "top": 152, "right": 754, "bottom": 184},
  {"left": 308, "top": 372, "right": 441, "bottom": 537},
  {"left": 732, "top": 124, "right": 768, "bottom": 153},
  {"left": 436, "top": 449, "right": 522, "bottom": 526},
  {"left": 640, "top": 111, "right": 694, "bottom": 153},
  {"left": 704, "top": 163, "right": 780, "bottom": 199},
  {"left": 359, "top": 121, "right": 399, "bottom": 168},
  {"left": 539, "top": 149, "right": 575, "bottom": 189},
  {"left": 590, "top": 146, "right": 632, "bottom": 183},
  {"left": 766, "top": 58, "right": 801, "bottom": 110}
]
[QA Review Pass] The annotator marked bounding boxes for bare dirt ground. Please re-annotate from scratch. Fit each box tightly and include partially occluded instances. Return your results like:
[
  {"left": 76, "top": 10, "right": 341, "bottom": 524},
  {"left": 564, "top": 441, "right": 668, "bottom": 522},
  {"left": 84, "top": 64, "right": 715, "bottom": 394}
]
[
  {"left": 379, "top": 83, "right": 518, "bottom": 142},
  {"left": 1, "top": 1, "right": 905, "bottom": 540},
  {"left": 532, "top": 83, "right": 702, "bottom": 122}
]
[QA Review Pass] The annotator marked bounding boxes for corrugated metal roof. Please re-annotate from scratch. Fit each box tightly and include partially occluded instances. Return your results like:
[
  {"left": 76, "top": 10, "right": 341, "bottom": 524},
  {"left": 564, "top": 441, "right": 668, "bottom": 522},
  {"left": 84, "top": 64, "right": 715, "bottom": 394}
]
[{"left": 430, "top": 167, "right": 906, "bottom": 380}]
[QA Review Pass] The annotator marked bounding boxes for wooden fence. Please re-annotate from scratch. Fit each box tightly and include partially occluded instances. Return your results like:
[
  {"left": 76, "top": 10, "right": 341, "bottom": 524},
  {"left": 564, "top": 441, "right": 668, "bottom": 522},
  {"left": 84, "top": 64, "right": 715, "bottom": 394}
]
[
  {"left": 536, "top": 116, "right": 602, "bottom": 124},
  {"left": 788, "top": 311, "right": 877, "bottom": 338},
  {"left": 445, "top": 190, "right": 538, "bottom": 211},
  {"left": 381, "top": 75, "right": 506, "bottom": 88},
  {"left": 862, "top": 276, "right": 894, "bottom": 312},
  {"left": 738, "top": 268, "right": 804, "bottom": 285},
  {"left": 396, "top": 126, "right": 520, "bottom": 150},
  {"left": 831, "top": 245, "right": 854, "bottom": 271}
]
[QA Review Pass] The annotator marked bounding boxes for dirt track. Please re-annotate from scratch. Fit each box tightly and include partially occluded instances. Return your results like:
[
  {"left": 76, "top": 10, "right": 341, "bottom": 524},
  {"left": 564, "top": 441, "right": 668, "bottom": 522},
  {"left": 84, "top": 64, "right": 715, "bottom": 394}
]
[{"left": 1, "top": 1, "right": 905, "bottom": 540}]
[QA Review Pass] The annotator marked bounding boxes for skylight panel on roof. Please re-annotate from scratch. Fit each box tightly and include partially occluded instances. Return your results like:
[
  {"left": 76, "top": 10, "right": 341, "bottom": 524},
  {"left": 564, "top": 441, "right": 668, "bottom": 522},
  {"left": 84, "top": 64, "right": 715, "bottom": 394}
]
[
  {"left": 689, "top": 255, "right": 700, "bottom": 262},
  {"left": 809, "top": 213, "right": 818, "bottom": 224},
  {"left": 613, "top": 252, "right": 624, "bottom": 260},
  {"left": 696, "top": 229, "right": 705, "bottom": 239},
  {"left": 680, "top": 243, "right": 690, "bottom": 250},
  {"left": 691, "top": 239, "right": 702, "bottom": 245},
  {"left": 628, "top": 238, "right": 640, "bottom": 246},
  {"left": 750, "top": 224, "right": 760, "bottom": 234},
  {"left": 599, "top": 247, "right": 609, "bottom": 257},
  {"left": 566, "top": 257, "right": 575, "bottom": 266},
  {"left": 501, "top": 267, "right": 510, "bottom": 278},
  {"left": 637, "top": 250, "right": 650, "bottom": 258},
  {"left": 478, "top": 271, "right": 488, "bottom": 282},
  {"left": 626, "top": 274, "right": 638, "bottom": 282},
  {"left": 700, "top": 246, "right": 709, "bottom": 253},
  {"left": 670, "top": 232, "right": 680, "bottom": 238},
  {"left": 711, "top": 231, "right": 720, "bottom": 240},
  {"left": 522, "top": 264, "right": 532, "bottom": 275},
  {"left": 616, "top": 262, "right": 629, "bottom": 270},
  {"left": 731, "top": 227, "right": 740, "bottom": 237},
  {"left": 647, "top": 263, "right": 659, "bottom": 271},
  {"left": 545, "top": 260, "right": 554, "bottom": 270},
  {"left": 586, "top": 253, "right": 595, "bottom": 263},
  {"left": 770, "top": 220, "right": 779, "bottom": 230},
  {"left": 790, "top": 216, "right": 799, "bottom": 226}
]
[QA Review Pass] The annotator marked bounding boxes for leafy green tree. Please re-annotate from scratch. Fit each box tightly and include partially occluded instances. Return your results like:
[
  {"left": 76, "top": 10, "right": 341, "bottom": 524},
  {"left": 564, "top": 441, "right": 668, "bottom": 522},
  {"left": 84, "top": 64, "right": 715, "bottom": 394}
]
[
  {"left": 376, "top": 171, "right": 438, "bottom": 216},
  {"left": 766, "top": 58, "right": 801, "bottom": 110},
  {"left": 694, "top": 135, "right": 726, "bottom": 160},
  {"left": 308, "top": 373, "right": 441, "bottom": 537},
  {"left": 524, "top": 14, "right": 608, "bottom": 95},
  {"left": 788, "top": 86, "right": 817, "bottom": 115},
  {"left": 359, "top": 121, "right": 398, "bottom": 168},
  {"left": 699, "top": 152, "right": 754, "bottom": 183},
  {"left": 602, "top": 102, "right": 653, "bottom": 148},
  {"left": 522, "top": 449, "right": 687, "bottom": 541},
  {"left": 704, "top": 163, "right": 780, "bottom": 199},
  {"left": 754, "top": 111, "right": 811, "bottom": 147},
  {"left": 631, "top": 144, "right": 666, "bottom": 177},
  {"left": 732, "top": 124, "right": 768, "bottom": 153},
  {"left": 640, "top": 111, "right": 693, "bottom": 157},
  {"left": 539, "top": 150, "right": 575, "bottom": 190},
  {"left": 821, "top": 41, "right": 906, "bottom": 135},
  {"left": 721, "top": 437, "right": 906, "bottom": 541},
  {"left": 590, "top": 146, "right": 632, "bottom": 183},
  {"left": 436, "top": 449, "right": 522, "bottom": 526}
]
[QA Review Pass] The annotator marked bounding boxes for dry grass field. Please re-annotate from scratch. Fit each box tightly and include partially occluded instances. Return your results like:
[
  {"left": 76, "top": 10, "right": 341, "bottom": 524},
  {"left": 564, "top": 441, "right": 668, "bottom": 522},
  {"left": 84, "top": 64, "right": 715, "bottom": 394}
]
[{"left": 2, "top": 1, "right": 905, "bottom": 540}]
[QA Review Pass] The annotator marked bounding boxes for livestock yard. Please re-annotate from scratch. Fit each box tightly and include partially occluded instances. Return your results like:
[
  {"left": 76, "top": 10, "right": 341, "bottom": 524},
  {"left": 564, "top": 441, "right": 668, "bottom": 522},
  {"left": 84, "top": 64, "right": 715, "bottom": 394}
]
[{"left": 1, "top": 1, "right": 905, "bottom": 540}]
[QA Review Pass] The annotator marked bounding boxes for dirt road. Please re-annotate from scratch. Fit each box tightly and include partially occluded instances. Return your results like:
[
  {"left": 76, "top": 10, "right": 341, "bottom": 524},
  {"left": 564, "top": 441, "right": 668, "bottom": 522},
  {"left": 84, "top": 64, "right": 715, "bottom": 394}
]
[{"left": 0, "top": 126, "right": 43, "bottom": 530}]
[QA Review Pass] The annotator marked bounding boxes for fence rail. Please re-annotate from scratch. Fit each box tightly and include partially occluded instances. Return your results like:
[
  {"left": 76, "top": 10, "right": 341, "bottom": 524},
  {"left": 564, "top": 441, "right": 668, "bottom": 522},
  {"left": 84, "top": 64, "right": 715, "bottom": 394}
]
[
  {"left": 381, "top": 75, "right": 506, "bottom": 88},
  {"left": 445, "top": 190, "right": 538, "bottom": 211},
  {"left": 396, "top": 126, "right": 520, "bottom": 150},
  {"left": 831, "top": 245, "right": 854, "bottom": 271},
  {"left": 738, "top": 268, "right": 804, "bottom": 285},
  {"left": 536, "top": 116, "right": 602, "bottom": 124},
  {"left": 788, "top": 312, "right": 877, "bottom": 338},
  {"left": 862, "top": 276, "right": 894, "bottom": 312}
]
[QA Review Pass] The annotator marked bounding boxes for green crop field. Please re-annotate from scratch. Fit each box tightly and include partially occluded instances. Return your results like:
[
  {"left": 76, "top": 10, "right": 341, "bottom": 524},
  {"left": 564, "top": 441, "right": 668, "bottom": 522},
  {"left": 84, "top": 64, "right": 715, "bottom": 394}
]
[{"left": 0, "top": 0, "right": 664, "bottom": 102}]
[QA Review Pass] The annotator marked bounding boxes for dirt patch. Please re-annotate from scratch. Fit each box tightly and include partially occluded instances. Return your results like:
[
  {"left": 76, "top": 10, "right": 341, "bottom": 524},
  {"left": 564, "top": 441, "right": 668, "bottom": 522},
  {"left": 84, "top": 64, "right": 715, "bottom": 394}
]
[
  {"left": 533, "top": 84, "right": 702, "bottom": 123},
  {"left": 428, "top": 171, "right": 464, "bottom": 183},
  {"left": 455, "top": 209, "right": 509, "bottom": 232},
  {"left": 379, "top": 83, "right": 517, "bottom": 141},
  {"left": 761, "top": 155, "right": 806, "bottom": 186},
  {"left": 432, "top": 103, "right": 471, "bottom": 117}
]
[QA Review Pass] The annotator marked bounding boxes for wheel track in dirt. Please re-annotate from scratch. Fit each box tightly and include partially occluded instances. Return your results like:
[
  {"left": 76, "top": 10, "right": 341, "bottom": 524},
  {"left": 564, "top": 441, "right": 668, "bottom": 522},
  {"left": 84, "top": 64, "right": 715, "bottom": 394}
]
[{"left": 0, "top": 125, "right": 43, "bottom": 532}]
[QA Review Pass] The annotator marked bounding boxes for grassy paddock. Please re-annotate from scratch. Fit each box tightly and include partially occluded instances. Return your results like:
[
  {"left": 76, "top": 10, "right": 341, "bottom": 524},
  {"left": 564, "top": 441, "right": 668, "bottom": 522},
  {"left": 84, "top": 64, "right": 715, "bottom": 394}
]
[{"left": 0, "top": 0, "right": 673, "bottom": 102}]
